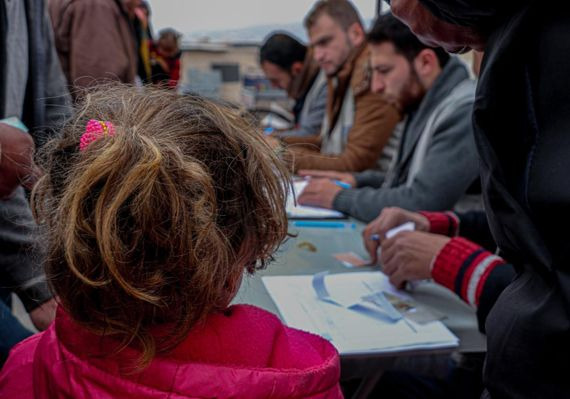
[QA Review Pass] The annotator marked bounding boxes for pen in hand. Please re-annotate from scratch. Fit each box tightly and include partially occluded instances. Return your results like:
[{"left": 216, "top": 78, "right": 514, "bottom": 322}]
[{"left": 333, "top": 180, "right": 351, "bottom": 189}]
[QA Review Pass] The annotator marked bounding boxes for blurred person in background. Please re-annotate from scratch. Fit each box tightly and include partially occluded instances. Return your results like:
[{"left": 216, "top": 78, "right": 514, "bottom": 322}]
[
  {"left": 298, "top": 15, "right": 480, "bottom": 222},
  {"left": 267, "top": 0, "right": 401, "bottom": 173},
  {"left": 1, "top": 0, "right": 70, "bottom": 364},
  {"left": 133, "top": 0, "right": 152, "bottom": 84},
  {"left": 150, "top": 28, "right": 182, "bottom": 88},
  {"left": 259, "top": 32, "right": 327, "bottom": 138},
  {"left": 49, "top": 0, "right": 139, "bottom": 94}
]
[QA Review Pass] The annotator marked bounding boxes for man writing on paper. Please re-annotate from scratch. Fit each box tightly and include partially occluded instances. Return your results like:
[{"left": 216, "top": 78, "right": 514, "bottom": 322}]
[
  {"left": 267, "top": 0, "right": 401, "bottom": 173},
  {"left": 259, "top": 32, "right": 327, "bottom": 138},
  {"left": 387, "top": 0, "right": 570, "bottom": 396},
  {"left": 299, "top": 15, "right": 480, "bottom": 222}
]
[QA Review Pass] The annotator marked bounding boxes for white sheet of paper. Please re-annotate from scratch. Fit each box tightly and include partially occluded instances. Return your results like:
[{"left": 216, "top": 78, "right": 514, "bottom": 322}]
[
  {"left": 286, "top": 180, "right": 345, "bottom": 219},
  {"left": 262, "top": 272, "right": 458, "bottom": 355},
  {"left": 313, "top": 271, "right": 403, "bottom": 321},
  {"left": 386, "top": 222, "right": 416, "bottom": 239}
]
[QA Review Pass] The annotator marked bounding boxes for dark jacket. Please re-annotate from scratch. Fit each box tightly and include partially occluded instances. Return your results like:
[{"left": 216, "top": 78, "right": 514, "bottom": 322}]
[
  {"left": 419, "top": 1, "right": 570, "bottom": 398},
  {"left": 455, "top": 212, "right": 515, "bottom": 332},
  {"left": 282, "top": 45, "right": 401, "bottom": 172},
  {"left": 0, "top": 0, "right": 71, "bottom": 147},
  {"left": 457, "top": 211, "right": 495, "bottom": 253},
  {"left": 48, "top": 0, "right": 138, "bottom": 92},
  {"left": 0, "top": 0, "right": 70, "bottom": 312}
]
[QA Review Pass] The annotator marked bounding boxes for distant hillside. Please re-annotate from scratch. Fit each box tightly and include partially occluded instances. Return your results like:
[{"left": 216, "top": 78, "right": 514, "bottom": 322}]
[
  {"left": 182, "top": 19, "right": 372, "bottom": 45},
  {"left": 183, "top": 22, "right": 306, "bottom": 45}
]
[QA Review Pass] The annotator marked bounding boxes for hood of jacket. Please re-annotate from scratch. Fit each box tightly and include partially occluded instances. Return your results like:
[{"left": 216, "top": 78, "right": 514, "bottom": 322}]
[
  {"left": 0, "top": 305, "right": 342, "bottom": 399},
  {"left": 417, "top": 0, "right": 530, "bottom": 29}
]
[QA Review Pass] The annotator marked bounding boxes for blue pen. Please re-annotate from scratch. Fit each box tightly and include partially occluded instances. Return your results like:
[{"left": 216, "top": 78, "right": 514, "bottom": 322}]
[
  {"left": 292, "top": 221, "right": 356, "bottom": 229},
  {"left": 333, "top": 180, "right": 351, "bottom": 189}
]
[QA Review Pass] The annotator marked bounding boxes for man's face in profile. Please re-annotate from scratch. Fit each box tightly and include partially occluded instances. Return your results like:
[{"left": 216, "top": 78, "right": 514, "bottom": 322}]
[
  {"left": 369, "top": 42, "right": 424, "bottom": 113},
  {"left": 308, "top": 14, "right": 355, "bottom": 77},
  {"left": 261, "top": 61, "right": 293, "bottom": 91}
]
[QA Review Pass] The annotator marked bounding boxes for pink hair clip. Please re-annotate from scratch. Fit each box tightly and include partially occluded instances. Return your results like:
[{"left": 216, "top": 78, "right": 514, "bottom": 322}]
[{"left": 79, "top": 119, "right": 116, "bottom": 151}]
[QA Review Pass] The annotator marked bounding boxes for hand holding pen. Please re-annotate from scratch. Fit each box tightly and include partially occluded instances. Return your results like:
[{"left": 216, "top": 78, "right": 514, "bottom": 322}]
[{"left": 362, "top": 207, "right": 430, "bottom": 264}]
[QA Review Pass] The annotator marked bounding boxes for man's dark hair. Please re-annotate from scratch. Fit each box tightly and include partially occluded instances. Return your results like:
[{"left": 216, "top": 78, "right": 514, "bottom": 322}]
[
  {"left": 259, "top": 33, "right": 307, "bottom": 71},
  {"left": 304, "top": 0, "right": 363, "bottom": 31},
  {"left": 368, "top": 14, "right": 450, "bottom": 68}
]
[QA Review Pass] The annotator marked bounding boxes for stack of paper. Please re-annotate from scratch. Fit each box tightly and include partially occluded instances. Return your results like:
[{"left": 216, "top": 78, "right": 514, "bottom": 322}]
[
  {"left": 262, "top": 271, "right": 459, "bottom": 355},
  {"left": 287, "top": 180, "right": 345, "bottom": 219}
]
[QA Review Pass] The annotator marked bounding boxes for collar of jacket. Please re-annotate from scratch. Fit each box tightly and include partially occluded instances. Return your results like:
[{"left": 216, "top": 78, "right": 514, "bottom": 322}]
[
  {"left": 36, "top": 305, "right": 340, "bottom": 398},
  {"left": 326, "top": 42, "right": 368, "bottom": 135},
  {"left": 334, "top": 42, "right": 367, "bottom": 89}
]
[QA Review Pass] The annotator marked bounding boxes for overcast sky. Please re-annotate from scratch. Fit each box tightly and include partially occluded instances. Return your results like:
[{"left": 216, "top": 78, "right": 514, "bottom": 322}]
[{"left": 147, "top": 0, "right": 380, "bottom": 34}]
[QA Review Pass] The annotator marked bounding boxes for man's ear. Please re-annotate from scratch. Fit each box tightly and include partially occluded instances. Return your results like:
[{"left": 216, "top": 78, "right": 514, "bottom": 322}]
[
  {"left": 413, "top": 48, "right": 438, "bottom": 78},
  {"left": 347, "top": 22, "right": 366, "bottom": 47},
  {"left": 290, "top": 61, "right": 304, "bottom": 77}
]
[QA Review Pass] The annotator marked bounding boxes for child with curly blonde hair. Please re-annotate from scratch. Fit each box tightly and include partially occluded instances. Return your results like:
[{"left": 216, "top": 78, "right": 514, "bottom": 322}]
[{"left": 0, "top": 86, "right": 341, "bottom": 398}]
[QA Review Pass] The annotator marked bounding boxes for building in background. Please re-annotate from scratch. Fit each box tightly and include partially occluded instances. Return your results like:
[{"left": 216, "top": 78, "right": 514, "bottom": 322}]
[{"left": 178, "top": 40, "right": 291, "bottom": 117}]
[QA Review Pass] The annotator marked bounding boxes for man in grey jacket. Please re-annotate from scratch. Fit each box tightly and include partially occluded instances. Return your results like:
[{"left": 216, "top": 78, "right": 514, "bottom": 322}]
[
  {"left": 0, "top": 0, "right": 71, "bottom": 362},
  {"left": 259, "top": 32, "right": 327, "bottom": 137},
  {"left": 299, "top": 14, "right": 479, "bottom": 222}
]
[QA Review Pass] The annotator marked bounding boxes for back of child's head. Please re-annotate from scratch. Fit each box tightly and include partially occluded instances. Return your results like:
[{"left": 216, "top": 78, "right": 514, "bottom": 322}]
[{"left": 33, "top": 85, "right": 289, "bottom": 365}]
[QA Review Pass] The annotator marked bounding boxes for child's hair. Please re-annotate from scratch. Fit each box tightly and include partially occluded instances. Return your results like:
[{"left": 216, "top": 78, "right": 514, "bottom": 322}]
[{"left": 32, "top": 85, "right": 290, "bottom": 366}]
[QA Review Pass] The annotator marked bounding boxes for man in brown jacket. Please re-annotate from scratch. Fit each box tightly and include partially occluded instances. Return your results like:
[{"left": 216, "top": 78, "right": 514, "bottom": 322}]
[
  {"left": 48, "top": 0, "right": 138, "bottom": 94},
  {"left": 268, "top": 0, "right": 401, "bottom": 172}
]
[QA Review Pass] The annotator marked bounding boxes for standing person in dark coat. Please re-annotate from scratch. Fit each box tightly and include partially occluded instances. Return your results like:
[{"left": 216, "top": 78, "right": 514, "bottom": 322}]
[
  {"left": 1, "top": 0, "right": 71, "bottom": 364},
  {"left": 48, "top": 0, "right": 139, "bottom": 93},
  {"left": 388, "top": 0, "right": 570, "bottom": 397},
  {"left": 150, "top": 28, "right": 182, "bottom": 89}
]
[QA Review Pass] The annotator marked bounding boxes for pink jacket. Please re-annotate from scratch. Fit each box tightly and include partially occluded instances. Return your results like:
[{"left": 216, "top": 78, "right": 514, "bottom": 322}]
[{"left": 0, "top": 305, "right": 342, "bottom": 398}]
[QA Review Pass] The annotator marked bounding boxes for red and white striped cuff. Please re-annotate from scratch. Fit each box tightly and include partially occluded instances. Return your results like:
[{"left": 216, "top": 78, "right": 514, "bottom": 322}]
[
  {"left": 420, "top": 211, "right": 460, "bottom": 237},
  {"left": 431, "top": 237, "right": 506, "bottom": 308}
]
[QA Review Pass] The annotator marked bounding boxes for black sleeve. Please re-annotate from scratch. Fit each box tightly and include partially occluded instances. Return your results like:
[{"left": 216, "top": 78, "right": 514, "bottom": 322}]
[
  {"left": 0, "top": 188, "right": 52, "bottom": 312},
  {"left": 476, "top": 264, "right": 517, "bottom": 333},
  {"left": 457, "top": 211, "right": 497, "bottom": 252}
]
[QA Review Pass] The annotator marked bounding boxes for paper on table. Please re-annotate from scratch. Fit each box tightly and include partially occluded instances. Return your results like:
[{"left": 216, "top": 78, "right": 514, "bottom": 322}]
[
  {"left": 333, "top": 252, "right": 369, "bottom": 268},
  {"left": 313, "top": 271, "right": 360, "bottom": 307},
  {"left": 313, "top": 271, "right": 402, "bottom": 321},
  {"left": 287, "top": 180, "right": 345, "bottom": 219},
  {"left": 262, "top": 272, "right": 459, "bottom": 355}
]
